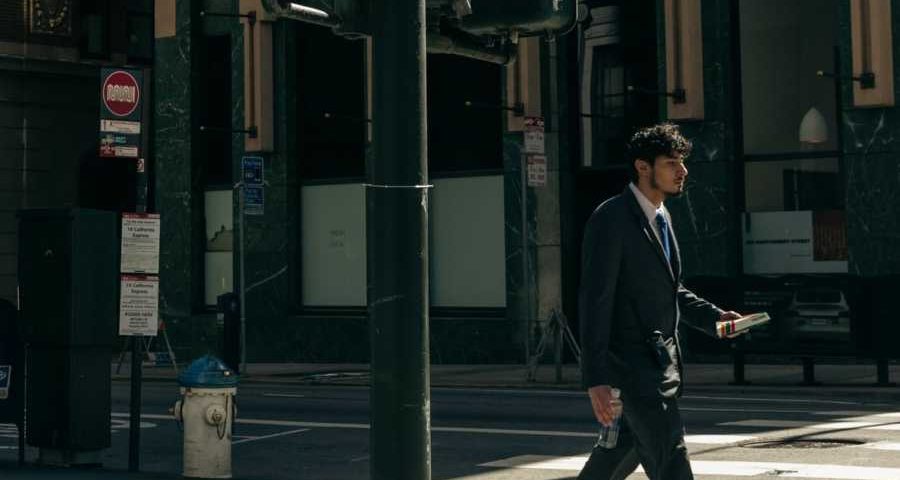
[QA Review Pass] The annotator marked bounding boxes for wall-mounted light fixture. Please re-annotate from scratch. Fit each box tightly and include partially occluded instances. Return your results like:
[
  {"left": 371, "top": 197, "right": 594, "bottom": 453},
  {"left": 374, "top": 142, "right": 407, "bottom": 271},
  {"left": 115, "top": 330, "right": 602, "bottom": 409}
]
[
  {"left": 798, "top": 107, "right": 828, "bottom": 145},
  {"left": 851, "top": 0, "right": 894, "bottom": 107},
  {"left": 664, "top": 0, "right": 704, "bottom": 120}
]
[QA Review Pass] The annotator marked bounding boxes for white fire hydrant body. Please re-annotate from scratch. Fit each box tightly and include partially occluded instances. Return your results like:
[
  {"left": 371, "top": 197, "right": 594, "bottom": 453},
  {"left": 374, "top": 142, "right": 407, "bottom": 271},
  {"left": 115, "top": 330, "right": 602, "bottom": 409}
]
[
  {"left": 175, "top": 387, "right": 236, "bottom": 478},
  {"left": 174, "top": 356, "right": 239, "bottom": 479}
]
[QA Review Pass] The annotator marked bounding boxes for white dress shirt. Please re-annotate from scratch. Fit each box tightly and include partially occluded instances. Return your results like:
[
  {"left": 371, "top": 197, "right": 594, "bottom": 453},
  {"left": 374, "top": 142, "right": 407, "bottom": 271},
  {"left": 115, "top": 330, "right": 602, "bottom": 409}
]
[{"left": 628, "top": 182, "right": 668, "bottom": 247}]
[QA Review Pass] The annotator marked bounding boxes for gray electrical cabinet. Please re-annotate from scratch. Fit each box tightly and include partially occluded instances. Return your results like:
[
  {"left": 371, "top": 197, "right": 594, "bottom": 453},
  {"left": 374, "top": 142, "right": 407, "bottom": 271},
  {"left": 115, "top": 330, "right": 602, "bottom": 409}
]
[{"left": 17, "top": 208, "right": 118, "bottom": 463}]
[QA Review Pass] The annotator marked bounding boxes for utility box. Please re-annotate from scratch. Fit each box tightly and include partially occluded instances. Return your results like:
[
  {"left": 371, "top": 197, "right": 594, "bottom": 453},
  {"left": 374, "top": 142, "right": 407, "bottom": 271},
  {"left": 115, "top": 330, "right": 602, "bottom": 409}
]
[
  {"left": 17, "top": 208, "right": 118, "bottom": 465},
  {"left": 0, "top": 298, "right": 24, "bottom": 464},
  {"left": 218, "top": 292, "right": 241, "bottom": 374}
]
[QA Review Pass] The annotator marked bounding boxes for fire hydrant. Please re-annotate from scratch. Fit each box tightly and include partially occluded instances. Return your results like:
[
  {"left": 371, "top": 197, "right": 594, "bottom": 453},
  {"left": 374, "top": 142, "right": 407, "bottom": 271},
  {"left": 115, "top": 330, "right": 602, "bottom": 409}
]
[{"left": 173, "top": 355, "right": 238, "bottom": 479}]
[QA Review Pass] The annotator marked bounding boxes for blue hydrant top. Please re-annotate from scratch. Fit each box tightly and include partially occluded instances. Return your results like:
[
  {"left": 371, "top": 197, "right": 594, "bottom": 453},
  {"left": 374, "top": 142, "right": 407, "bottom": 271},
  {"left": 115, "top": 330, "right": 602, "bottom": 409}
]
[{"left": 178, "top": 355, "right": 239, "bottom": 388}]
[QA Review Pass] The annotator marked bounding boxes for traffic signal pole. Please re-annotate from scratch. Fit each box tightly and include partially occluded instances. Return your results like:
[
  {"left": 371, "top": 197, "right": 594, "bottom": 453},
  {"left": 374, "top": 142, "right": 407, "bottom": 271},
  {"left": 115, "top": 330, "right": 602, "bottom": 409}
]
[{"left": 368, "top": 0, "right": 431, "bottom": 479}]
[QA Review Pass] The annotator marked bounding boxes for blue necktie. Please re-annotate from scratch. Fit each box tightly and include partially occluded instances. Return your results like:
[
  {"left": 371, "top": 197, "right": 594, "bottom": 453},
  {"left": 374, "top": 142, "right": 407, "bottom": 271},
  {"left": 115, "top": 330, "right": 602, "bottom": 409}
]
[{"left": 655, "top": 211, "right": 671, "bottom": 264}]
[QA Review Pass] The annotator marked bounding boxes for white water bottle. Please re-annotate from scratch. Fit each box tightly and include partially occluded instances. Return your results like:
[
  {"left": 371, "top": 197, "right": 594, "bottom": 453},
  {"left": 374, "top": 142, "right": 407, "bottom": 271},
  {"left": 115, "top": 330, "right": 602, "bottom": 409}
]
[{"left": 596, "top": 388, "right": 623, "bottom": 449}]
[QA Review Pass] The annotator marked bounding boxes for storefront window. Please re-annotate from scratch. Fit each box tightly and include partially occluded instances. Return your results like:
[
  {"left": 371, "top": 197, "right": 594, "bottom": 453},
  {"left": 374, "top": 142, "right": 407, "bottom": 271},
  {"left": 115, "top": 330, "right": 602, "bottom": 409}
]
[
  {"left": 580, "top": 1, "right": 659, "bottom": 168},
  {"left": 740, "top": 0, "right": 839, "bottom": 155},
  {"left": 744, "top": 158, "right": 842, "bottom": 212},
  {"left": 739, "top": 0, "right": 847, "bottom": 277}
]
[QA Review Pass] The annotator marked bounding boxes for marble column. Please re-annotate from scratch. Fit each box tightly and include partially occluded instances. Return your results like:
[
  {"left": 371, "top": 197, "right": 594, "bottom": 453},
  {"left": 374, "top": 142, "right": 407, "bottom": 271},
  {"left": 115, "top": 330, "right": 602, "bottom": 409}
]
[
  {"left": 839, "top": 0, "right": 900, "bottom": 275},
  {"left": 154, "top": 0, "right": 207, "bottom": 352},
  {"left": 235, "top": 19, "right": 294, "bottom": 362},
  {"left": 154, "top": 0, "right": 294, "bottom": 361},
  {"left": 660, "top": 0, "right": 741, "bottom": 278}
]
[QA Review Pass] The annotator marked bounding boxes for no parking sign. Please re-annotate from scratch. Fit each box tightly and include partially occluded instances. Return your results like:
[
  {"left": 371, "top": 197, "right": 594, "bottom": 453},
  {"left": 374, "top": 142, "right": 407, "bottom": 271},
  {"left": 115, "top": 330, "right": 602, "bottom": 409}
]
[{"left": 99, "top": 68, "right": 143, "bottom": 158}]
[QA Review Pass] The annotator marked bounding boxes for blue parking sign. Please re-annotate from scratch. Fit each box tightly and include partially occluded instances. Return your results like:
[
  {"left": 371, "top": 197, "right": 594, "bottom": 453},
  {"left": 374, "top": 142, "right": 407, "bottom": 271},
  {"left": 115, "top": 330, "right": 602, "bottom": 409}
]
[
  {"left": 242, "top": 156, "right": 264, "bottom": 186},
  {"left": 243, "top": 186, "right": 264, "bottom": 216}
]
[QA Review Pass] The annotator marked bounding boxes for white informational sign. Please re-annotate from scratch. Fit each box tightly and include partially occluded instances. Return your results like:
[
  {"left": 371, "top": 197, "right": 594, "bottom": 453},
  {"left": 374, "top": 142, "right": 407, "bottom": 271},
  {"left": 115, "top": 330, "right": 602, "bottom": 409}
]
[
  {"left": 100, "top": 143, "right": 138, "bottom": 158},
  {"left": 121, "top": 213, "right": 161, "bottom": 274},
  {"left": 119, "top": 275, "right": 159, "bottom": 337},
  {"left": 527, "top": 155, "right": 547, "bottom": 187},
  {"left": 742, "top": 210, "right": 848, "bottom": 274},
  {"left": 100, "top": 119, "right": 141, "bottom": 134},
  {"left": 524, "top": 116, "right": 545, "bottom": 154}
]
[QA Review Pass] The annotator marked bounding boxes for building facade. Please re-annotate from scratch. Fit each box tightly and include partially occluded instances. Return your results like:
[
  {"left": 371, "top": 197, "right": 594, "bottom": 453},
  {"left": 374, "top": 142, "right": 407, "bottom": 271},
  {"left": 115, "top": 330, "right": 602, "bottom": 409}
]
[
  {"left": 0, "top": 0, "right": 152, "bottom": 306},
  {"left": 0, "top": 0, "right": 877, "bottom": 364},
  {"left": 151, "top": 0, "right": 900, "bottom": 364}
]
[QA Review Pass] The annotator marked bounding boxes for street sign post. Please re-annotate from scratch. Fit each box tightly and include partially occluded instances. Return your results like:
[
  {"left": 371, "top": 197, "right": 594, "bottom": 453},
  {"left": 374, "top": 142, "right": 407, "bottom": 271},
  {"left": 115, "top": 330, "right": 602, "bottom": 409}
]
[
  {"left": 524, "top": 116, "right": 545, "bottom": 154},
  {"left": 120, "top": 213, "right": 161, "bottom": 275},
  {"left": 99, "top": 68, "right": 143, "bottom": 159},
  {"left": 241, "top": 156, "right": 265, "bottom": 216},
  {"left": 527, "top": 155, "right": 547, "bottom": 187},
  {"left": 118, "top": 276, "right": 160, "bottom": 337},
  {"left": 236, "top": 156, "right": 265, "bottom": 373}
]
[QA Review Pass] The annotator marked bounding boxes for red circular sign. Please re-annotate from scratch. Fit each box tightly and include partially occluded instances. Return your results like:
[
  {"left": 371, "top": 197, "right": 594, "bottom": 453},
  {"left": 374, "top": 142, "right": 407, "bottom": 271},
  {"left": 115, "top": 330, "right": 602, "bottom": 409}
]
[{"left": 102, "top": 71, "right": 140, "bottom": 117}]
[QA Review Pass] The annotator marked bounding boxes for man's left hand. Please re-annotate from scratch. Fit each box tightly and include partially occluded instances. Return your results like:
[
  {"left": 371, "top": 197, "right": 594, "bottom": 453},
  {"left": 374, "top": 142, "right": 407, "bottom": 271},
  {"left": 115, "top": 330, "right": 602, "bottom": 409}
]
[{"left": 719, "top": 310, "right": 745, "bottom": 338}]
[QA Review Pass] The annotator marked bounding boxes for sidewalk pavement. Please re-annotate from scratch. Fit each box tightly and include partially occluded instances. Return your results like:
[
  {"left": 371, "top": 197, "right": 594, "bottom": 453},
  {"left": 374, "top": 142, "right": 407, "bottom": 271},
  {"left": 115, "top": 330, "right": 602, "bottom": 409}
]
[
  {"left": 114, "top": 360, "right": 900, "bottom": 401},
  {"left": 4, "top": 361, "right": 899, "bottom": 479},
  {"left": 0, "top": 462, "right": 180, "bottom": 480}
]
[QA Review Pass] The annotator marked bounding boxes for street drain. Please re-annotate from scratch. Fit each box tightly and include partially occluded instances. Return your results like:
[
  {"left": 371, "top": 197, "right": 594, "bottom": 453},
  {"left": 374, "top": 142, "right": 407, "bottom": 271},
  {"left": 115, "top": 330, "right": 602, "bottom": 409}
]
[{"left": 742, "top": 438, "right": 865, "bottom": 449}]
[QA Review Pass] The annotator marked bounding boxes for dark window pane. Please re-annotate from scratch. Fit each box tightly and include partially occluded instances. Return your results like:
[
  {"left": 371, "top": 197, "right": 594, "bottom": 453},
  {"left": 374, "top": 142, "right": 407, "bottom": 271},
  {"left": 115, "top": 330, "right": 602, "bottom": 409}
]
[
  {"left": 739, "top": 0, "right": 839, "bottom": 154},
  {"left": 79, "top": 0, "right": 109, "bottom": 58},
  {"left": 427, "top": 54, "right": 502, "bottom": 173},
  {"left": 127, "top": 14, "right": 153, "bottom": 61},
  {"left": 297, "top": 25, "right": 366, "bottom": 180},
  {"left": 745, "top": 158, "right": 843, "bottom": 212},
  {"left": 200, "top": 35, "right": 232, "bottom": 187}
]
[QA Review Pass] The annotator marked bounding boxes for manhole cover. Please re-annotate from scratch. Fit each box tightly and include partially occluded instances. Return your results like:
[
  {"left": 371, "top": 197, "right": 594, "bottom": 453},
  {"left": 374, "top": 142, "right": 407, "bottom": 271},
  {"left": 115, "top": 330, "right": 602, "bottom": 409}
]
[{"left": 742, "top": 438, "right": 865, "bottom": 449}]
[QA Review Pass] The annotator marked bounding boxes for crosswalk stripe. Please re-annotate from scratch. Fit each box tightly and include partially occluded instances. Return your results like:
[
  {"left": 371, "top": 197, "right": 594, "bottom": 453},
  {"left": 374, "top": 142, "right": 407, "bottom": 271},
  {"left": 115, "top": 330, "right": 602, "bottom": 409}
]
[
  {"left": 719, "top": 419, "right": 900, "bottom": 431},
  {"left": 480, "top": 455, "right": 900, "bottom": 479},
  {"left": 869, "top": 424, "right": 900, "bottom": 431},
  {"left": 814, "top": 411, "right": 900, "bottom": 417},
  {"left": 863, "top": 442, "right": 900, "bottom": 451},
  {"left": 719, "top": 419, "right": 812, "bottom": 428},
  {"left": 106, "top": 413, "right": 753, "bottom": 443},
  {"left": 684, "top": 434, "right": 756, "bottom": 444},
  {"left": 815, "top": 411, "right": 885, "bottom": 417}
]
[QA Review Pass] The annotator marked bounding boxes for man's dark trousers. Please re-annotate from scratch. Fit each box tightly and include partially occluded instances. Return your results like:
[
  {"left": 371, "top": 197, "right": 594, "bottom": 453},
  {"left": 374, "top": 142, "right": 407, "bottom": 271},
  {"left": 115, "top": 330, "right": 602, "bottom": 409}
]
[{"left": 577, "top": 395, "right": 692, "bottom": 480}]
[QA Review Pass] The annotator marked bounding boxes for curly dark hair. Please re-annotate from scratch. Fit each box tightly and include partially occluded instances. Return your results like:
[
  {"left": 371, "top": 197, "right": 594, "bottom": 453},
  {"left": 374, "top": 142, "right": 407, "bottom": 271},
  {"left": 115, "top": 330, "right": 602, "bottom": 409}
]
[{"left": 626, "top": 123, "right": 692, "bottom": 182}]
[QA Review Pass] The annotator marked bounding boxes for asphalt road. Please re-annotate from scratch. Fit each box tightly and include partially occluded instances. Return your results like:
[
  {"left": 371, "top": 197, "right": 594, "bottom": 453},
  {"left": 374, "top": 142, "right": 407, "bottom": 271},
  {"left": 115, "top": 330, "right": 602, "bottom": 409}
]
[{"left": 3, "top": 382, "right": 900, "bottom": 479}]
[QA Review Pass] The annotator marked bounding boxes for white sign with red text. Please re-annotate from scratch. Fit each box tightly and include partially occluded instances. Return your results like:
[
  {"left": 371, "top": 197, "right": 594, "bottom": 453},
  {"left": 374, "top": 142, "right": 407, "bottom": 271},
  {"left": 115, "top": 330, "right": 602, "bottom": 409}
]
[
  {"left": 119, "top": 275, "right": 159, "bottom": 337},
  {"left": 524, "top": 116, "right": 545, "bottom": 154},
  {"left": 121, "top": 213, "right": 161, "bottom": 274}
]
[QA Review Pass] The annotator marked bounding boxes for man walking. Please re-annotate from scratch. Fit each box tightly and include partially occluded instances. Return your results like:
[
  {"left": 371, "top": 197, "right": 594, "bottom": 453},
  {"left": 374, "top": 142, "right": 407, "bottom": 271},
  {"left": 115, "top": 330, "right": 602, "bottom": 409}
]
[{"left": 577, "top": 123, "right": 741, "bottom": 480}]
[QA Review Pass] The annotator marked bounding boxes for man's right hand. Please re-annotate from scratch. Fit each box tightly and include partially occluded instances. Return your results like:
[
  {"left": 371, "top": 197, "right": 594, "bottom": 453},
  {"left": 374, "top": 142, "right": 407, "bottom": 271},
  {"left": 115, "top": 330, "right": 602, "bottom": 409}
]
[{"left": 587, "top": 385, "right": 618, "bottom": 427}]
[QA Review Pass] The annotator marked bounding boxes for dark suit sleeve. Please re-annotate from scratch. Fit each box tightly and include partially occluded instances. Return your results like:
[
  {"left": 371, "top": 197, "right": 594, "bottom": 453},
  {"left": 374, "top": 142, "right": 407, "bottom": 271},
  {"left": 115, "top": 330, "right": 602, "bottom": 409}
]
[
  {"left": 579, "top": 210, "right": 622, "bottom": 390},
  {"left": 677, "top": 284, "right": 725, "bottom": 337}
]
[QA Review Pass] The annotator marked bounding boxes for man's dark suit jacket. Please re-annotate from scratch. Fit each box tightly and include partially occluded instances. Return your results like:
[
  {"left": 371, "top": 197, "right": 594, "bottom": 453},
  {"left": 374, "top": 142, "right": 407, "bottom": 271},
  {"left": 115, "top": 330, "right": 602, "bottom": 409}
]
[{"left": 579, "top": 186, "right": 723, "bottom": 398}]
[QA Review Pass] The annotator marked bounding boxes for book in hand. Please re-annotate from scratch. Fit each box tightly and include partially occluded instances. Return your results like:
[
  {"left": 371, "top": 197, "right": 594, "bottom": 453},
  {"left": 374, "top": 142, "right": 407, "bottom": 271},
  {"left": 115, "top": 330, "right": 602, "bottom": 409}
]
[{"left": 716, "top": 312, "right": 771, "bottom": 338}]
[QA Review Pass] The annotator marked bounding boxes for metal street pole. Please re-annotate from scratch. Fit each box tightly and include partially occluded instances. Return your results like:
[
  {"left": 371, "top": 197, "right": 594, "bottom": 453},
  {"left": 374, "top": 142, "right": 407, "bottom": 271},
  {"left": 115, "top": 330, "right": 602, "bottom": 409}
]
[
  {"left": 128, "top": 335, "right": 141, "bottom": 472},
  {"left": 237, "top": 181, "right": 247, "bottom": 374},
  {"left": 129, "top": 67, "right": 152, "bottom": 473},
  {"left": 368, "top": 0, "right": 430, "bottom": 478}
]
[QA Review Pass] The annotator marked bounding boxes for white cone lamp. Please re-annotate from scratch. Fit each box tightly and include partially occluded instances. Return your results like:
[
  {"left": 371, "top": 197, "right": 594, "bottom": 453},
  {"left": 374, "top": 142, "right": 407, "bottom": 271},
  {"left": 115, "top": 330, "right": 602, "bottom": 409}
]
[{"left": 798, "top": 107, "right": 828, "bottom": 144}]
